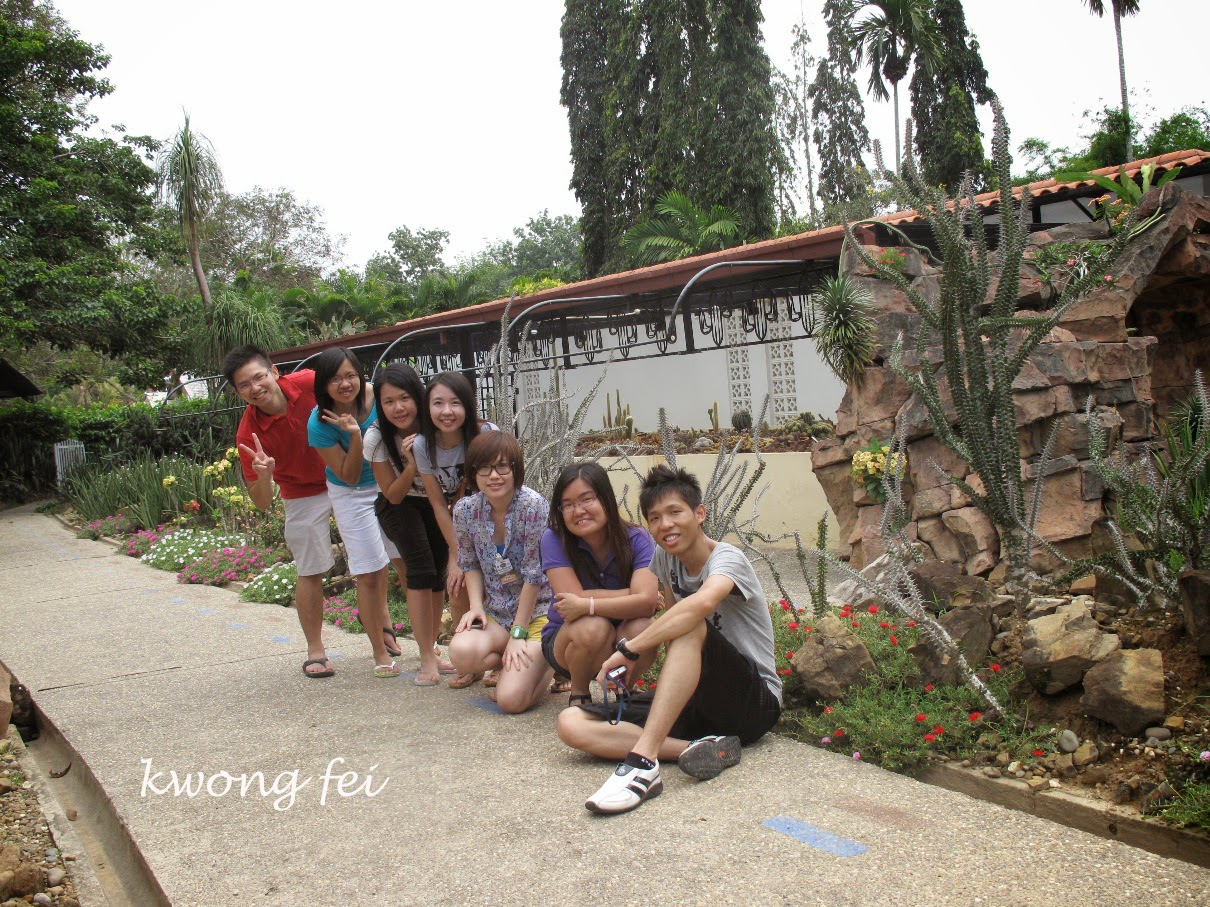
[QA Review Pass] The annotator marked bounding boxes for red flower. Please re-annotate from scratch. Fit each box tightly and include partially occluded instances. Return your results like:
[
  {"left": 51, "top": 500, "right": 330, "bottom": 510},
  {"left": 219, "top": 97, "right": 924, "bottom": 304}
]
[
  {"left": 785, "top": 652, "right": 795, "bottom": 660},
  {"left": 778, "top": 668, "right": 791, "bottom": 675},
  {"left": 969, "top": 711, "right": 981, "bottom": 722},
  {"left": 889, "top": 635, "right": 899, "bottom": 646},
  {"left": 635, "top": 679, "right": 646, "bottom": 688},
  {"left": 852, "top": 621, "right": 860, "bottom": 628},
  {"left": 990, "top": 663, "right": 1001, "bottom": 673},
  {"left": 924, "top": 683, "right": 933, "bottom": 692},
  {"left": 915, "top": 713, "right": 927, "bottom": 722},
  {"left": 1032, "top": 749, "right": 1045, "bottom": 757},
  {"left": 649, "top": 682, "right": 658, "bottom": 690},
  {"left": 804, "top": 625, "right": 813, "bottom": 632},
  {"left": 867, "top": 605, "right": 879, "bottom": 614},
  {"left": 823, "top": 706, "right": 833, "bottom": 714},
  {"left": 907, "top": 620, "right": 917, "bottom": 627},
  {"left": 781, "top": 600, "right": 790, "bottom": 610},
  {"left": 879, "top": 621, "right": 890, "bottom": 628},
  {"left": 788, "top": 622, "right": 799, "bottom": 630},
  {"left": 833, "top": 729, "right": 845, "bottom": 738},
  {"left": 924, "top": 733, "right": 936, "bottom": 742},
  {"left": 932, "top": 726, "right": 944, "bottom": 735}
]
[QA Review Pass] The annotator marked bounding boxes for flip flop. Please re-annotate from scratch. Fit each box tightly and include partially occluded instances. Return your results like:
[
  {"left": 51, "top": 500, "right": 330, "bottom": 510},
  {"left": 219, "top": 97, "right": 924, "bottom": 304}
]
[
  {"left": 302, "top": 658, "right": 335, "bottom": 679},
  {"left": 383, "top": 627, "right": 402, "bottom": 658},
  {"left": 413, "top": 671, "right": 441, "bottom": 687},
  {"left": 447, "top": 671, "right": 483, "bottom": 689},
  {"left": 483, "top": 669, "right": 500, "bottom": 688},
  {"left": 550, "top": 675, "right": 573, "bottom": 694},
  {"left": 373, "top": 661, "right": 402, "bottom": 678}
]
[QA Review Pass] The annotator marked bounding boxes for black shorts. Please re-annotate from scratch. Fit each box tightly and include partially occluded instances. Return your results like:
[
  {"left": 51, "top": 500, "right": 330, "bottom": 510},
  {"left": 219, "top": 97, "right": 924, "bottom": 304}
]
[
  {"left": 665, "top": 621, "right": 781, "bottom": 746},
  {"left": 375, "top": 494, "right": 448, "bottom": 592},
  {"left": 542, "top": 618, "right": 625, "bottom": 677}
]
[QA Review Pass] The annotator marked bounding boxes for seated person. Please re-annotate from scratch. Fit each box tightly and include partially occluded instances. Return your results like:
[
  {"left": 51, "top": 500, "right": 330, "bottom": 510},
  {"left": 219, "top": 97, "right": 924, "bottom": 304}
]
[
  {"left": 557, "top": 465, "right": 782, "bottom": 815},
  {"left": 541, "top": 462, "right": 659, "bottom": 706},
  {"left": 447, "top": 431, "right": 553, "bottom": 713}
]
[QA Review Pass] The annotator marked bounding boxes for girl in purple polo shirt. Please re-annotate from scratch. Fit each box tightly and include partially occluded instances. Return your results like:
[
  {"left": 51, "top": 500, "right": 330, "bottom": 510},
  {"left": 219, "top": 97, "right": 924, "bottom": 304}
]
[{"left": 540, "top": 462, "right": 660, "bottom": 706}]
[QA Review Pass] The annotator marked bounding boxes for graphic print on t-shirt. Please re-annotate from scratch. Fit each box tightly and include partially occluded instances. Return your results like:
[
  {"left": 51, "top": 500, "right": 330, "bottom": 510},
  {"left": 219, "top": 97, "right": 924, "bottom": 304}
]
[
  {"left": 669, "top": 562, "right": 724, "bottom": 631},
  {"left": 435, "top": 462, "right": 465, "bottom": 504}
]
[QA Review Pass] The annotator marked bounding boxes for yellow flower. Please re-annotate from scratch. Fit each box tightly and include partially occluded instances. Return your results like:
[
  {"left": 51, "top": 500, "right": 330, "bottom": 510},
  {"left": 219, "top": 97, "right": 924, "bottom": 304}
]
[{"left": 162, "top": 476, "right": 177, "bottom": 488}]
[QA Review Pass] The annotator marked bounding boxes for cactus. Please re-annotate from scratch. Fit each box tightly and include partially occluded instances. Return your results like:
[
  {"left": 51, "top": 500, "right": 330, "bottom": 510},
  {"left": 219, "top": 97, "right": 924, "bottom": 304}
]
[
  {"left": 623, "top": 415, "right": 634, "bottom": 440},
  {"left": 604, "top": 388, "right": 631, "bottom": 430},
  {"left": 707, "top": 401, "right": 719, "bottom": 431},
  {"left": 731, "top": 408, "right": 752, "bottom": 432}
]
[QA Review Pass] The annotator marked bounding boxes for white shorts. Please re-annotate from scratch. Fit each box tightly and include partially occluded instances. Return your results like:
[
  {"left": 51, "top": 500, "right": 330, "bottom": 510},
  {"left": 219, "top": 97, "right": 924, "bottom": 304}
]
[
  {"left": 327, "top": 482, "right": 396, "bottom": 576},
  {"left": 282, "top": 492, "right": 336, "bottom": 577}
]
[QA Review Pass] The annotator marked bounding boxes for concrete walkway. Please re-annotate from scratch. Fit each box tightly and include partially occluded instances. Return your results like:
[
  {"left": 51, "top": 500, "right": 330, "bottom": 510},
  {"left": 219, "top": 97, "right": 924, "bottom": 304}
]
[{"left": 2, "top": 505, "right": 1208, "bottom": 906}]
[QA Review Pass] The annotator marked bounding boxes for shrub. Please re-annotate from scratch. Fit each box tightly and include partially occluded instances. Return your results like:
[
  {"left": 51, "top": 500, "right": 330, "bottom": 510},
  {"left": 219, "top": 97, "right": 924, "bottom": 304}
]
[
  {"left": 76, "top": 513, "right": 134, "bottom": 539},
  {"left": 178, "top": 545, "right": 286, "bottom": 586},
  {"left": 142, "top": 528, "right": 246, "bottom": 571},
  {"left": 240, "top": 562, "right": 298, "bottom": 605},
  {"left": 63, "top": 454, "right": 219, "bottom": 527},
  {"left": 124, "top": 527, "right": 166, "bottom": 557}
]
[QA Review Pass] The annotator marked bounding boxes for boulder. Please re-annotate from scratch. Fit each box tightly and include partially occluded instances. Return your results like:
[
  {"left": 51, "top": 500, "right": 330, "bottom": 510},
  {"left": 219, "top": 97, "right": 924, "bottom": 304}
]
[
  {"left": 791, "top": 614, "right": 875, "bottom": 701},
  {"left": 1081, "top": 648, "right": 1166, "bottom": 735},
  {"left": 905, "top": 561, "right": 997, "bottom": 614},
  {"left": 1021, "top": 602, "right": 1121, "bottom": 694},
  {"left": 909, "top": 601, "right": 994, "bottom": 687},
  {"left": 916, "top": 517, "right": 964, "bottom": 565},
  {"left": 1177, "top": 568, "right": 1210, "bottom": 656},
  {"left": 940, "top": 507, "right": 999, "bottom": 575}
]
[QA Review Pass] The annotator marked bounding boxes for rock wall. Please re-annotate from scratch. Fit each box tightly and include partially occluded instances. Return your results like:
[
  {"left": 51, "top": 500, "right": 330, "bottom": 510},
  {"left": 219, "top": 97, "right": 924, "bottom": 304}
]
[{"left": 812, "top": 187, "right": 1210, "bottom": 575}]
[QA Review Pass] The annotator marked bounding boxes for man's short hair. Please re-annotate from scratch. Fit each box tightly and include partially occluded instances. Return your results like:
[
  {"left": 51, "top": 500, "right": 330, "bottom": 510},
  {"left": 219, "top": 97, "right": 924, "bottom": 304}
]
[
  {"left": 639, "top": 464, "right": 703, "bottom": 518},
  {"left": 221, "top": 345, "right": 273, "bottom": 385}
]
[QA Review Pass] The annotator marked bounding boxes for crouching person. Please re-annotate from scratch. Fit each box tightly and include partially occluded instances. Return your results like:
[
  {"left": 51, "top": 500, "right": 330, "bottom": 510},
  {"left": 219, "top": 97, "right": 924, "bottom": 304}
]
[{"left": 557, "top": 465, "right": 782, "bottom": 814}]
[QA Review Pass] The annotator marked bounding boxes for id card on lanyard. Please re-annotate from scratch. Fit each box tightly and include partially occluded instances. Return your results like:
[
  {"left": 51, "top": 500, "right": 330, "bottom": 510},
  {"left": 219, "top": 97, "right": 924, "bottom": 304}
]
[{"left": 494, "top": 510, "right": 521, "bottom": 588}]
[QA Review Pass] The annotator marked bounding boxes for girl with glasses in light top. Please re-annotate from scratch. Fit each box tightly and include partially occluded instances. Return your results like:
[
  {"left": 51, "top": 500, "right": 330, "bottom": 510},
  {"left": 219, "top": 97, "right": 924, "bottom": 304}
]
[
  {"left": 411, "top": 371, "right": 497, "bottom": 688},
  {"left": 447, "top": 431, "right": 553, "bottom": 712},
  {"left": 540, "top": 462, "right": 660, "bottom": 706},
  {"left": 307, "top": 348, "right": 404, "bottom": 678}
]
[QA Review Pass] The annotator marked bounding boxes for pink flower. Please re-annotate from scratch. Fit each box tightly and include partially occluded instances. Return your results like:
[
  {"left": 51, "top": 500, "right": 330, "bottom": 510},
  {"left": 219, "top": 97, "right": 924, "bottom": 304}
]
[
  {"left": 1104, "top": 274, "right": 1114, "bottom": 282},
  {"left": 852, "top": 752, "right": 862, "bottom": 760},
  {"left": 820, "top": 736, "right": 831, "bottom": 745}
]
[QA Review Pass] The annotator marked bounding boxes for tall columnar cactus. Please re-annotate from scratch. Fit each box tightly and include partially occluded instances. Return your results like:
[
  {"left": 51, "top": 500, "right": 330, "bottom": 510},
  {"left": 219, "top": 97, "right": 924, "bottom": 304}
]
[{"left": 843, "top": 102, "right": 1132, "bottom": 613}]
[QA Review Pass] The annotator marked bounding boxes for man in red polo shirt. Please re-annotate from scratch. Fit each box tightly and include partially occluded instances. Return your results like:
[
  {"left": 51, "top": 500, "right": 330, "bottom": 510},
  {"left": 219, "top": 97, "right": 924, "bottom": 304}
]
[{"left": 223, "top": 345, "right": 337, "bottom": 678}]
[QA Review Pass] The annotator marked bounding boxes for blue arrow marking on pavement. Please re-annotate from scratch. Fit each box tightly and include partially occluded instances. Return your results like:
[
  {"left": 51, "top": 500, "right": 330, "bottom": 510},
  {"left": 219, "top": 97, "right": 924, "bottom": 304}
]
[
  {"left": 469, "top": 696, "right": 505, "bottom": 715},
  {"left": 139, "top": 589, "right": 160, "bottom": 594},
  {"left": 171, "top": 597, "right": 186, "bottom": 603},
  {"left": 196, "top": 608, "right": 215, "bottom": 614},
  {"left": 270, "top": 635, "right": 291, "bottom": 643},
  {"left": 228, "top": 622, "right": 248, "bottom": 629},
  {"left": 762, "top": 817, "right": 868, "bottom": 857},
  {"left": 328, "top": 652, "right": 346, "bottom": 659}
]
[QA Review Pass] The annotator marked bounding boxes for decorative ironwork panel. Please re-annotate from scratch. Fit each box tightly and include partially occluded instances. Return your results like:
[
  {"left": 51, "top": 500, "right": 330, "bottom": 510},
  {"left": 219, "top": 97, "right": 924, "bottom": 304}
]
[{"left": 724, "top": 311, "right": 751, "bottom": 417}]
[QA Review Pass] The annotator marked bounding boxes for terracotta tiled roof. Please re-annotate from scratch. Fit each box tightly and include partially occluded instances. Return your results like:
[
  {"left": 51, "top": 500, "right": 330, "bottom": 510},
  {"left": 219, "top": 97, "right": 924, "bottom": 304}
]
[{"left": 880, "top": 148, "right": 1210, "bottom": 226}]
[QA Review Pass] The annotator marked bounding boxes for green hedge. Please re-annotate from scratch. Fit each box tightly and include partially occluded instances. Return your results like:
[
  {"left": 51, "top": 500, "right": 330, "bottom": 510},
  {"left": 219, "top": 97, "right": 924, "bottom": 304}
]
[{"left": 0, "top": 397, "right": 242, "bottom": 499}]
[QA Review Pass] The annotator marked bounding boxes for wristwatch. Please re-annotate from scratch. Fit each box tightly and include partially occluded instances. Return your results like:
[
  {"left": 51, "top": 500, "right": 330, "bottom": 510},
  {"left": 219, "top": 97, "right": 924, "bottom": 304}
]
[
  {"left": 509, "top": 624, "right": 528, "bottom": 640},
  {"left": 615, "top": 638, "right": 640, "bottom": 661}
]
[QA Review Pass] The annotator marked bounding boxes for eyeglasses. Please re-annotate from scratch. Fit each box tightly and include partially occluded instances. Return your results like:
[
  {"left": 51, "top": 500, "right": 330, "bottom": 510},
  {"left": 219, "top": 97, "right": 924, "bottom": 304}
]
[
  {"left": 329, "top": 372, "right": 360, "bottom": 387},
  {"left": 235, "top": 371, "right": 271, "bottom": 394},
  {"left": 559, "top": 492, "right": 599, "bottom": 514},
  {"left": 475, "top": 462, "right": 513, "bottom": 478}
]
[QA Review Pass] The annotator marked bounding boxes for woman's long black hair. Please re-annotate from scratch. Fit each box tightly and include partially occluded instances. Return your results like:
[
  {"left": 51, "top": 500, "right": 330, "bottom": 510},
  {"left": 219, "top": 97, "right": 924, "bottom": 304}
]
[
  {"left": 373, "top": 362, "right": 426, "bottom": 474},
  {"left": 312, "top": 347, "right": 367, "bottom": 421},
  {"left": 549, "top": 462, "right": 634, "bottom": 588},
  {"left": 422, "top": 370, "right": 482, "bottom": 458}
]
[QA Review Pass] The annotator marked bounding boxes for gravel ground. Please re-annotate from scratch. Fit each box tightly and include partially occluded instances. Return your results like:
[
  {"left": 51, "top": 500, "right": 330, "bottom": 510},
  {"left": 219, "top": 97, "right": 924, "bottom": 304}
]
[{"left": 0, "top": 733, "right": 80, "bottom": 907}]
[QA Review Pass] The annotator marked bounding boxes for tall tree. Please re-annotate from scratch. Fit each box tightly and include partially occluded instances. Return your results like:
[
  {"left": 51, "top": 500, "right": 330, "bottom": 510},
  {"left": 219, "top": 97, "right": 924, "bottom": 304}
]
[
  {"left": 699, "top": 0, "right": 778, "bottom": 237},
  {"left": 0, "top": 0, "right": 179, "bottom": 370},
  {"left": 850, "top": 0, "right": 942, "bottom": 170},
  {"left": 909, "top": 0, "right": 992, "bottom": 189},
  {"left": 385, "top": 224, "right": 449, "bottom": 290},
  {"left": 561, "top": 0, "right": 624, "bottom": 276},
  {"left": 773, "top": 21, "right": 820, "bottom": 225},
  {"left": 809, "top": 0, "right": 871, "bottom": 207},
  {"left": 622, "top": 191, "right": 747, "bottom": 266},
  {"left": 1083, "top": 1, "right": 1141, "bottom": 161},
  {"left": 157, "top": 114, "right": 223, "bottom": 320}
]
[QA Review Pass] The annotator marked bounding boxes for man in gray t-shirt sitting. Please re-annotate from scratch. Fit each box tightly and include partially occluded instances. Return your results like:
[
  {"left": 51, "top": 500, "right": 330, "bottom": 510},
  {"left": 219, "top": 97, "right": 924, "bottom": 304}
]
[{"left": 557, "top": 465, "right": 782, "bottom": 815}]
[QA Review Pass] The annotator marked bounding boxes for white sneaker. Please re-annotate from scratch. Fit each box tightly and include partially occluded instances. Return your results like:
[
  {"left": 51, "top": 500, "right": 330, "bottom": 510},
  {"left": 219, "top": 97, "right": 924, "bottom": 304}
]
[
  {"left": 585, "top": 760, "right": 663, "bottom": 814},
  {"left": 678, "top": 735, "right": 741, "bottom": 780}
]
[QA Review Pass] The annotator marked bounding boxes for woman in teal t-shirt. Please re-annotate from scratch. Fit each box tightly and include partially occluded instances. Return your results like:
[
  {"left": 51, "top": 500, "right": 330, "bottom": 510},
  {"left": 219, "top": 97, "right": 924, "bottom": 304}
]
[{"left": 307, "top": 347, "right": 400, "bottom": 678}]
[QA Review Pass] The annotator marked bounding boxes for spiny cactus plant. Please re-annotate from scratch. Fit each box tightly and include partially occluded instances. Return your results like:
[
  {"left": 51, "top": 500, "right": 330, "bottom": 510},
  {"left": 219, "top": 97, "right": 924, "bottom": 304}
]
[
  {"left": 731, "top": 408, "right": 752, "bottom": 432},
  {"left": 843, "top": 102, "right": 1133, "bottom": 614},
  {"left": 707, "top": 401, "right": 720, "bottom": 431}
]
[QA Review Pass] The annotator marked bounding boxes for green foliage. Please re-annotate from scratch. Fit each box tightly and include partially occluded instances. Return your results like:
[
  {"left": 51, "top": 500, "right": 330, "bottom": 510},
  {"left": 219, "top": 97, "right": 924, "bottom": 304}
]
[
  {"left": 772, "top": 21, "right": 820, "bottom": 224},
  {"left": 1027, "top": 240, "right": 1114, "bottom": 301},
  {"left": 1053, "top": 161, "right": 1181, "bottom": 234},
  {"left": 850, "top": 437, "right": 902, "bottom": 503},
  {"left": 623, "top": 191, "right": 748, "bottom": 266},
  {"left": 240, "top": 561, "right": 298, "bottom": 606},
  {"left": 809, "top": 0, "right": 871, "bottom": 207},
  {"left": 384, "top": 224, "right": 450, "bottom": 290},
  {"left": 0, "top": 1, "right": 174, "bottom": 361},
  {"left": 730, "top": 408, "right": 751, "bottom": 432},
  {"left": 157, "top": 113, "right": 223, "bottom": 315},
  {"left": 1145, "top": 106, "right": 1210, "bottom": 157},
  {"left": 1082, "top": 1, "right": 1142, "bottom": 159},
  {"left": 62, "top": 453, "right": 220, "bottom": 527},
  {"left": 779, "top": 410, "right": 835, "bottom": 438},
  {"left": 141, "top": 528, "right": 246, "bottom": 571},
  {"left": 1158, "top": 782, "right": 1210, "bottom": 830},
  {"left": 178, "top": 544, "right": 286, "bottom": 586},
  {"left": 321, "top": 585, "right": 412, "bottom": 638},
  {"left": 813, "top": 275, "right": 877, "bottom": 386}
]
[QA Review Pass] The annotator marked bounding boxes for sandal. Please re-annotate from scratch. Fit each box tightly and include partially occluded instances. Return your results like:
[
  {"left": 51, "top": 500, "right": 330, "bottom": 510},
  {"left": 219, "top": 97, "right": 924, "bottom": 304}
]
[
  {"left": 447, "top": 671, "right": 483, "bottom": 689},
  {"left": 549, "top": 675, "right": 573, "bottom": 694},
  {"left": 383, "top": 627, "right": 402, "bottom": 658},
  {"left": 413, "top": 671, "right": 441, "bottom": 687},
  {"left": 483, "top": 669, "right": 500, "bottom": 689},
  {"left": 433, "top": 648, "right": 457, "bottom": 674},
  {"left": 302, "top": 658, "right": 335, "bottom": 679},
  {"left": 569, "top": 692, "right": 592, "bottom": 707},
  {"left": 373, "top": 661, "right": 402, "bottom": 678}
]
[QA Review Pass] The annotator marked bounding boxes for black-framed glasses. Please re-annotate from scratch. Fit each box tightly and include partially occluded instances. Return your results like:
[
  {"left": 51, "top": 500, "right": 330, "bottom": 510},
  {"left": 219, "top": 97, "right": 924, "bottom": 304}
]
[
  {"left": 603, "top": 666, "right": 630, "bottom": 725},
  {"left": 234, "top": 370, "right": 271, "bottom": 394},
  {"left": 559, "top": 492, "right": 599, "bottom": 514},
  {"left": 475, "top": 462, "right": 513, "bottom": 478}
]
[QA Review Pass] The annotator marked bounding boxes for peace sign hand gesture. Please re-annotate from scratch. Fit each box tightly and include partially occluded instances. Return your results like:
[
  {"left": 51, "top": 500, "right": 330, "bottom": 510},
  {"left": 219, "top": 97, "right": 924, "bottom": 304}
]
[
  {"left": 237, "top": 433, "right": 275, "bottom": 481},
  {"left": 321, "top": 409, "right": 361, "bottom": 436}
]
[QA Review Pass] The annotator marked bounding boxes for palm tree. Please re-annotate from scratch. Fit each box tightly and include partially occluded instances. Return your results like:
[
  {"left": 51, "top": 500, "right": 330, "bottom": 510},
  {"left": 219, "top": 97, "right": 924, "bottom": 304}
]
[
  {"left": 158, "top": 114, "right": 223, "bottom": 321},
  {"left": 622, "top": 192, "right": 748, "bottom": 266},
  {"left": 850, "top": 0, "right": 942, "bottom": 170},
  {"left": 1083, "top": 1, "right": 1142, "bottom": 161}
]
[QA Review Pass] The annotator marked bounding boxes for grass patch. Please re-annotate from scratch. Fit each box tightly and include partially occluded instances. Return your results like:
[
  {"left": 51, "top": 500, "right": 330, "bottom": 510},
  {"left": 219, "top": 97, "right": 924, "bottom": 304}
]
[
  {"left": 1158, "top": 782, "right": 1210, "bottom": 829},
  {"left": 321, "top": 575, "right": 413, "bottom": 637}
]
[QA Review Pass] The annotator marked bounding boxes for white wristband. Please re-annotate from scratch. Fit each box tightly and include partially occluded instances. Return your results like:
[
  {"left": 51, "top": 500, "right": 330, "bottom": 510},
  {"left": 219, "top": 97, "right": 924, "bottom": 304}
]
[{"left": 589, "top": 597, "right": 595, "bottom": 616}]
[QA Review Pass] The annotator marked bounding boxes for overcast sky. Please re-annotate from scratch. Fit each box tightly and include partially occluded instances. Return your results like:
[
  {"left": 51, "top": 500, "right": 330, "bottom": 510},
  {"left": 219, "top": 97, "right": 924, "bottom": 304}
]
[{"left": 52, "top": 0, "right": 1206, "bottom": 270}]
